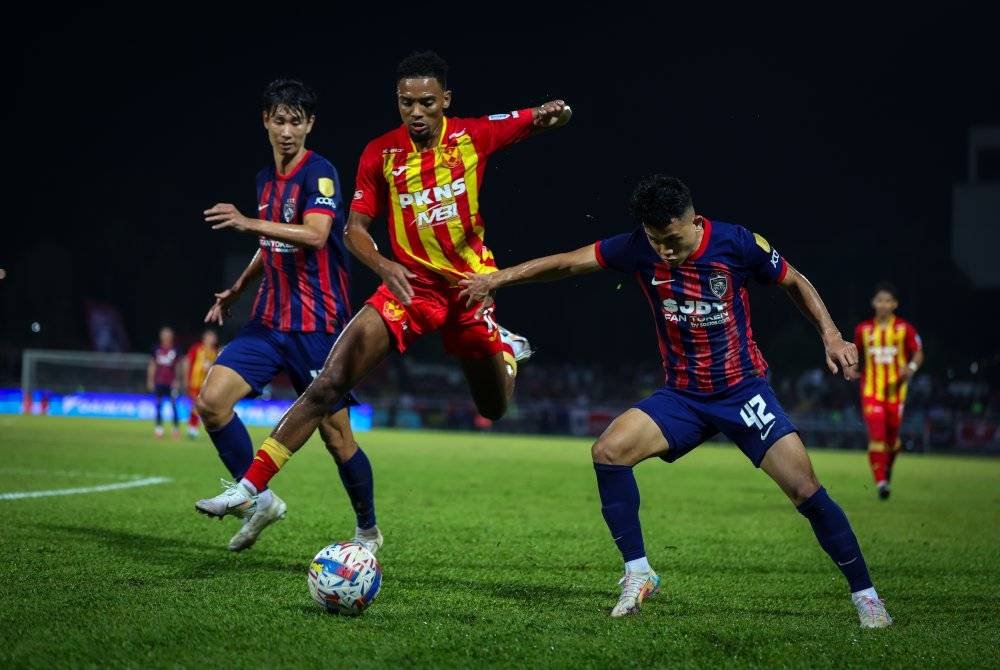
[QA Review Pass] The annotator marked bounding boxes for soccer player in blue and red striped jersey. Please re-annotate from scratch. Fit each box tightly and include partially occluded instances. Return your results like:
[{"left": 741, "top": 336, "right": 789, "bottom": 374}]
[
  {"left": 458, "top": 175, "right": 892, "bottom": 629},
  {"left": 194, "top": 80, "right": 380, "bottom": 554}
]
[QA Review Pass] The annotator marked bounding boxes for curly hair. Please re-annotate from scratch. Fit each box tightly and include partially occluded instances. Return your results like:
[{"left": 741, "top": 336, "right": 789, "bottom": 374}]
[{"left": 396, "top": 50, "right": 449, "bottom": 89}]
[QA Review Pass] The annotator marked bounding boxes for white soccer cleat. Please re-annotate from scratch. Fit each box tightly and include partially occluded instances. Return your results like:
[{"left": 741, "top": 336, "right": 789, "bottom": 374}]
[
  {"left": 351, "top": 526, "right": 384, "bottom": 556},
  {"left": 154, "top": 426, "right": 165, "bottom": 438},
  {"left": 498, "top": 326, "right": 534, "bottom": 362},
  {"left": 195, "top": 479, "right": 257, "bottom": 519},
  {"left": 228, "top": 492, "right": 288, "bottom": 552},
  {"left": 611, "top": 570, "right": 661, "bottom": 618},
  {"left": 854, "top": 594, "right": 893, "bottom": 628}
]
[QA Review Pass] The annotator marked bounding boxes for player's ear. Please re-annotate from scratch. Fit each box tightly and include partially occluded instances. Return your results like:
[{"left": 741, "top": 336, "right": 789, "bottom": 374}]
[
  {"left": 442, "top": 90, "right": 452, "bottom": 111},
  {"left": 262, "top": 111, "right": 270, "bottom": 129},
  {"left": 305, "top": 115, "right": 316, "bottom": 134}
]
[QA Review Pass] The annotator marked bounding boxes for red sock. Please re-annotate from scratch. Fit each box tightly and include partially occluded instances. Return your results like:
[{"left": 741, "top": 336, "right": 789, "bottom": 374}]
[
  {"left": 188, "top": 412, "right": 200, "bottom": 428},
  {"left": 242, "top": 437, "right": 292, "bottom": 491},
  {"left": 868, "top": 451, "right": 888, "bottom": 484}
]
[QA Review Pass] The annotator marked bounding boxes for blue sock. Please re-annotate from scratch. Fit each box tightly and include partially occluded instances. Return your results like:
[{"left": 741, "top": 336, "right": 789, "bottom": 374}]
[
  {"left": 338, "top": 447, "right": 376, "bottom": 530},
  {"left": 594, "top": 462, "right": 645, "bottom": 562},
  {"left": 797, "top": 487, "right": 873, "bottom": 592},
  {"left": 207, "top": 413, "right": 254, "bottom": 481}
]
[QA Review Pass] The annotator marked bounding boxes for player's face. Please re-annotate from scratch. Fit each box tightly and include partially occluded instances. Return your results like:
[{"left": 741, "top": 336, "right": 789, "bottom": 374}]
[
  {"left": 643, "top": 209, "right": 704, "bottom": 267},
  {"left": 872, "top": 291, "right": 898, "bottom": 319},
  {"left": 159, "top": 328, "right": 173, "bottom": 346},
  {"left": 263, "top": 106, "right": 314, "bottom": 158},
  {"left": 202, "top": 331, "right": 218, "bottom": 348},
  {"left": 397, "top": 77, "right": 451, "bottom": 145}
]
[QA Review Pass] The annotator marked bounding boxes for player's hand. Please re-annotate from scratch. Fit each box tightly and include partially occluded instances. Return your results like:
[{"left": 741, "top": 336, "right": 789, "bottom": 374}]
[
  {"left": 898, "top": 364, "right": 913, "bottom": 382},
  {"left": 457, "top": 272, "right": 497, "bottom": 312},
  {"left": 824, "top": 336, "right": 860, "bottom": 380},
  {"left": 378, "top": 260, "right": 417, "bottom": 305},
  {"left": 204, "top": 287, "right": 241, "bottom": 325},
  {"left": 205, "top": 203, "right": 256, "bottom": 233},
  {"left": 532, "top": 100, "right": 572, "bottom": 129}
]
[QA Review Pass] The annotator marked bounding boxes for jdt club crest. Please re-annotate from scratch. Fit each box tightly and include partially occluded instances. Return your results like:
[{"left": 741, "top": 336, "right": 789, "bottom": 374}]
[
  {"left": 709, "top": 271, "right": 729, "bottom": 299},
  {"left": 282, "top": 199, "right": 297, "bottom": 223}
]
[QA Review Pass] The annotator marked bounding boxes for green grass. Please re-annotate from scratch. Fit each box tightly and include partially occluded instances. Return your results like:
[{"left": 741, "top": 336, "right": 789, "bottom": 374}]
[{"left": 0, "top": 416, "right": 997, "bottom": 669}]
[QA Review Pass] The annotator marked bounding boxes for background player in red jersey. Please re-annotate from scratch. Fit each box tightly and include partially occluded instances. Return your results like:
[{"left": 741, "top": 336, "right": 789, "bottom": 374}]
[
  {"left": 195, "top": 51, "right": 571, "bottom": 523},
  {"left": 458, "top": 175, "right": 891, "bottom": 628},
  {"left": 854, "top": 282, "right": 924, "bottom": 499},
  {"left": 147, "top": 326, "right": 180, "bottom": 439},
  {"left": 180, "top": 329, "right": 218, "bottom": 439},
  {"left": 193, "top": 80, "right": 378, "bottom": 554}
]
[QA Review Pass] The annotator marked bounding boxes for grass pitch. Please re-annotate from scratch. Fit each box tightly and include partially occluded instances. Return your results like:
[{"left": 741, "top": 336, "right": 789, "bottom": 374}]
[{"left": 0, "top": 416, "right": 997, "bottom": 669}]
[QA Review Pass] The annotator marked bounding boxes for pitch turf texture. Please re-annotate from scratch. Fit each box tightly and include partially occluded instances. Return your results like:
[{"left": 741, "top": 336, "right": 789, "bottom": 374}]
[{"left": 1, "top": 417, "right": 997, "bottom": 669}]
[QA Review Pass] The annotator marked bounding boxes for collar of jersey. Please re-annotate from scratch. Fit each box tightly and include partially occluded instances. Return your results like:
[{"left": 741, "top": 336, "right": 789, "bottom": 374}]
[
  {"left": 407, "top": 117, "right": 448, "bottom": 153},
  {"left": 686, "top": 218, "right": 713, "bottom": 263},
  {"left": 275, "top": 150, "right": 312, "bottom": 181}
]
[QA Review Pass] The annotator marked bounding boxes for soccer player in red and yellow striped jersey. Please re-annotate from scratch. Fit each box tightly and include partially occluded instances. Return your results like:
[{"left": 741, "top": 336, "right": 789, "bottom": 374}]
[
  {"left": 182, "top": 329, "right": 219, "bottom": 438},
  {"left": 195, "top": 51, "right": 571, "bottom": 517},
  {"left": 854, "top": 282, "right": 924, "bottom": 499}
]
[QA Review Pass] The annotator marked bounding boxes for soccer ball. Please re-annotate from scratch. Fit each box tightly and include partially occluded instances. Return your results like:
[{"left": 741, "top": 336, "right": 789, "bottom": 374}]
[{"left": 307, "top": 542, "right": 382, "bottom": 616}]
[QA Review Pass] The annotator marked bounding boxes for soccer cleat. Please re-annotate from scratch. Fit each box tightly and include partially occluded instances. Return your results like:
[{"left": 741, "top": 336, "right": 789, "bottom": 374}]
[
  {"left": 498, "top": 326, "right": 534, "bottom": 362},
  {"left": 228, "top": 492, "right": 288, "bottom": 552},
  {"left": 853, "top": 594, "right": 893, "bottom": 628},
  {"left": 610, "top": 570, "right": 660, "bottom": 618},
  {"left": 187, "top": 427, "right": 198, "bottom": 439},
  {"left": 877, "top": 481, "right": 891, "bottom": 500},
  {"left": 154, "top": 426, "right": 165, "bottom": 438},
  {"left": 195, "top": 479, "right": 257, "bottom": 519},
  {"left": 351, "top": 526, "right": 384, "bottom": 556}
]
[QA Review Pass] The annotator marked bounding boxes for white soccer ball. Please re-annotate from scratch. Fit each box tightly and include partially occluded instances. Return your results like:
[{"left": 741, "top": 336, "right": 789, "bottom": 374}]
[{"left": 307, "top": 542, "right": 382, "bottom": 616}]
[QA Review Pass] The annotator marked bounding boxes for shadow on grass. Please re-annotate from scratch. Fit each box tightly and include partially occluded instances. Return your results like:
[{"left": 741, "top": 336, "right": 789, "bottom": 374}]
[{"left": 34, "top": 523, "right": 305, "bottom": 578}]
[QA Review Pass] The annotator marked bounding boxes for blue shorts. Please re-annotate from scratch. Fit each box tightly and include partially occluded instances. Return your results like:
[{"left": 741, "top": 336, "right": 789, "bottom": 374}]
[
  {"left": 634, "top": 376, "right": 797, "bottom": 467},
  {"left": 215, "top": 321, "right": 357, "bottom": 413}
]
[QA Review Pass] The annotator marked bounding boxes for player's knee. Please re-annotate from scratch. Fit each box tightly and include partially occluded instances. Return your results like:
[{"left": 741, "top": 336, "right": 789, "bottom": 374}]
[
  {"left": 195, "top": 390, "right": 230, "bottom": 428},
  {"left": 790, "top": 475, "right": 821, "bottom": 506},
  {"left": 592, "top": 433, "right": 628, "bottom": 465},
  {"left": 474, "top": 397, "right": 507, "bottom": 422},
  {"left": 307, "top": 369, "right": 350, "bottom": 406}
]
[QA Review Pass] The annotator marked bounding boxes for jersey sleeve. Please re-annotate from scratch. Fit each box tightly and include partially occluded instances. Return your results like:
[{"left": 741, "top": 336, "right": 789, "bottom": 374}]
[
  {"left": 301, "top": 160, "right": 342, "bottom": 220},
  {"left": 594, "top": 229, "right": 641, "bottom": 274},
  {"left": 468, "top": 108, "right": 535, "bottom": 156},
  {"left": 350, "top": 141, "right": 386, "bottom": 219},
  {"left": 738, "top": 226, "right": 788, "bottom": 284},
  {"left": 904, "top": 322, "right": 923, "bottom": 356}
]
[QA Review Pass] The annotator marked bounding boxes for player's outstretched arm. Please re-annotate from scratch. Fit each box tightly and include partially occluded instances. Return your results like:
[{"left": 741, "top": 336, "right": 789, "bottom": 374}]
[
  {"left": 205, "top": 204, "right": 332, "bottom": 251},
  {"left": 205, "top": 251, "right": 264, "bottom": 326},
  {"left": 458, "top": 243, "right": 601, "bottom": 308},
  {"left": 530, "top": 100, "right": 572, "bottom": 134},
  {"left": 780, "top": 265, "right": 860, "bottom": 380},
  {"left": 344, "top": 210, "right": 417, "bottom": 305}
]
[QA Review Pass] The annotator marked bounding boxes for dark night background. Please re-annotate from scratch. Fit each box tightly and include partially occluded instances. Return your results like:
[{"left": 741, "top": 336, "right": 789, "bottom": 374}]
[{"left": 4, "top": 4, "right": 998, "bottom": 382}]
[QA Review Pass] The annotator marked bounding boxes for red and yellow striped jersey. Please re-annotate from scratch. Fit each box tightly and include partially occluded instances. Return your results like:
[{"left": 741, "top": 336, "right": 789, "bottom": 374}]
[
  {"left": 351, "top": 110, "right": 534, "bottom": 281},
  {"left": 854, "top": 316, "right": 922, "bottom": 403},
  {"left": 185, "top": 343, "right": 218, "bottom": 390}
]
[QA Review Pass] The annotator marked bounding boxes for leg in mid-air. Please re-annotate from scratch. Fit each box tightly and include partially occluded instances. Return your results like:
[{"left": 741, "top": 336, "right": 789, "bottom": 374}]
[
  {"left": 589, "top": 408, "right": 671, "bottom": 617},
  {"left": 760, "top": 434, "right": 892, "bottom": 628},
  {"left": 319, "top": 409, "right": 382, "bottom": 554},
  {"left": 196, "top": 307, "right": 393, "bottom": 519}
]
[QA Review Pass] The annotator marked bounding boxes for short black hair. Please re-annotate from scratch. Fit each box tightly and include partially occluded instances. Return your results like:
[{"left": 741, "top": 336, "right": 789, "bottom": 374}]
[
  {"left": 873, "top": 281, "right": 898, "bottom": 300},
  {"left": 261, "top": 79, "right": 317, "bottom": 118},
  {"left": 628, "top": 174, "right": 694, "bottom": 228},
  {"left": 396, "top": 50, "right": 449, "bottom": 89}
]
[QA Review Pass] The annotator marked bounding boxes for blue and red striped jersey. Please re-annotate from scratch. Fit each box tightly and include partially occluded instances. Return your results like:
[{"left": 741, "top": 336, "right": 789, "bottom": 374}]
[
  {"left": 596, "top": 219, "right": 789, "bottom": 393},
  {"left": 251, "top": 150, "right": 351, "bottom": 333}
]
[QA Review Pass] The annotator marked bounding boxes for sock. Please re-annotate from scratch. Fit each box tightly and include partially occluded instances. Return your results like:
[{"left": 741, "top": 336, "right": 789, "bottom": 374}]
[
  {"left": 594, "top": 462, "right": 645, "bottom": 562},
  {"left": 242, "top": 437, "right": 293, "bottom": 492},
  {"left": 188, "top": 411, "right": 200, "bottom": 428},
  {"left": 625, "top": 556, "right": 651, "bottom": 573},
  {"left": 207, "top": 413, "right": 254, "bottom": 480},
  {"left": 171, "top": 399, "right": 180, "bottom": 427},
  {"left": 852, "top": 586, "right": 879, "bottom": 601},
  {"left": 338, "top": 447, "right": 376, "bottom": 529},
  {"left": 868, "top": 450, "right": 887, "bottom": 483},
  {"left": 797, "top": 487, "right": 873, "bottom": 592},
  {"left": 155, "top": 396, "right": 163, "bottom": 426}
]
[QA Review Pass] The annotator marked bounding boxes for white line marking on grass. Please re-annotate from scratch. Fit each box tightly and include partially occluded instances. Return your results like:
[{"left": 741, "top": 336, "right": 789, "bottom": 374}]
[{"left": 0, "top": 477, "right": 172, "bottom": 500}]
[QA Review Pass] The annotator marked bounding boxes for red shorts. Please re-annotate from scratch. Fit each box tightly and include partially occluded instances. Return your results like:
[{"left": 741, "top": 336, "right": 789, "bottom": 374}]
[
  {"left": 366, "top": 280, "right": 503, "bottom": 359},
  {"left": 862, "top": 398, "right": 903, "bottom": 451}
]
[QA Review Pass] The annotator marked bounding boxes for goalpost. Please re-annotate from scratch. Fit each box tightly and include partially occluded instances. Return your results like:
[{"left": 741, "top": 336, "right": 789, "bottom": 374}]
[{"left": 20, "top": 349, "right": 152, "bottom": 400}]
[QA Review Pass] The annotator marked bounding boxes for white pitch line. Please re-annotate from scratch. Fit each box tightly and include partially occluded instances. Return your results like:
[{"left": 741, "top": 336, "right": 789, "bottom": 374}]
[{"left": 0, "top": 477, "right": 172, "bottom": 501}]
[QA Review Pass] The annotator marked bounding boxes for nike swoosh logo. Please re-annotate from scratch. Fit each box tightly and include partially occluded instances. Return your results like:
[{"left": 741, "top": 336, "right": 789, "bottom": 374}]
[
  {"left": 760, "top": 423, "right": 775, "bottom": 440},
  {"left": 651, "top": 278, "right": 674, "bottom": 285},
  {"left": 258, "top": 204, "right": 268, "bottom": 211},
  {"left": 391, "top": 167, "right": 408, "bottom": 176},
  {"left": 837, "top": 557, "right": 858, "bottom": 567}
]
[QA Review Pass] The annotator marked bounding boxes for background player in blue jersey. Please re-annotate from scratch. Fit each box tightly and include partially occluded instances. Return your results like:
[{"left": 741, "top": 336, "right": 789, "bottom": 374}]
[
  {"left": 459, "top": 175, "right": 892, "bottom": 628},
  {"left": 195, "top": 80, "right": 381, "bottom": 554}
]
